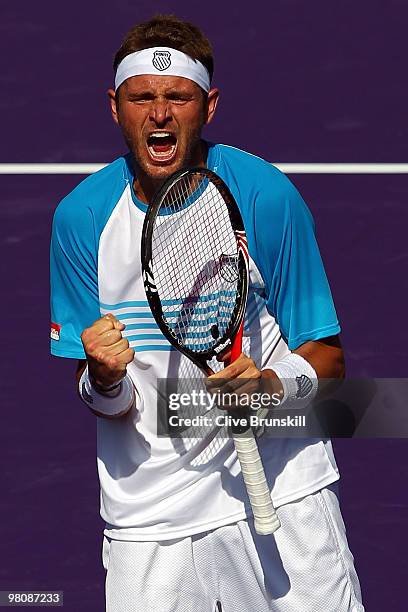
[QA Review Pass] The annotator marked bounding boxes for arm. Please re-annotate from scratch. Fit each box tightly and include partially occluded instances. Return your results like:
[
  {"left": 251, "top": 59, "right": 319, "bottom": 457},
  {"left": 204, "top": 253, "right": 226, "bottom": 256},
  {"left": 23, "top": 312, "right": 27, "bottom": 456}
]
[
  {"left": 208, "top": 171, "right": 342, "bottom": 401},
  {"left": 76, "top": 314, "right": 136, "bottom": 419},
  {"left": 50, "top": 195, "right": 136, "bottom": 419},
  {"left": 208, "top": 334, "right": 344, "bottom": 402},
  {"left": 262, "top": 334, "right": 345, "bottom": 397},
  {"left": 293, "top": 335, "right": 344, "bottom": 379}
]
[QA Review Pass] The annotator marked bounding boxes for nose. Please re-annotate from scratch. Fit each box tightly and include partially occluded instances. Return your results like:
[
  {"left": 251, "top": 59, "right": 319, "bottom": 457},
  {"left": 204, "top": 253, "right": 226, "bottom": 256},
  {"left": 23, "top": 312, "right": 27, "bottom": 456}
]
[{"left": 149, "top": 98, "right": 172, "bottom": 126}]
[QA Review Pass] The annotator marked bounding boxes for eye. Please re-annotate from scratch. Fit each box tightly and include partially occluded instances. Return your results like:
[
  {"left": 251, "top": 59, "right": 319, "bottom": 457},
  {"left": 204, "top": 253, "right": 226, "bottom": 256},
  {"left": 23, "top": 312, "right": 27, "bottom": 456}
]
[
  {"left": 168, "top": 93, "right": 190, "bottom": 103},
  {"left": 128, "top": 93, "right": 154, "bottom": 103}
]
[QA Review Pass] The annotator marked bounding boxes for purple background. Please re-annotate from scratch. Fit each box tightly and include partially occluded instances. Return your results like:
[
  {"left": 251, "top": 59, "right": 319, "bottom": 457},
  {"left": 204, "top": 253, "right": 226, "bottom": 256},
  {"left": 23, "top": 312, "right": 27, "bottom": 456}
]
[{"left": 1, "top": 1, "right": 407, "bottom": 610}]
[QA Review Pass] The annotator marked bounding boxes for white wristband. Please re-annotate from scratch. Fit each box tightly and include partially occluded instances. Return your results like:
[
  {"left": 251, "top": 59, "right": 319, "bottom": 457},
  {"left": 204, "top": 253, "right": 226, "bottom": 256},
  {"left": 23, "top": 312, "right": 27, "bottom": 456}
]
[
  {"left": 267, "top": 353, "right": 318, "bottom": 408},
  {"left": 79, "top": 366, "right": 135, "bottom": 417}
]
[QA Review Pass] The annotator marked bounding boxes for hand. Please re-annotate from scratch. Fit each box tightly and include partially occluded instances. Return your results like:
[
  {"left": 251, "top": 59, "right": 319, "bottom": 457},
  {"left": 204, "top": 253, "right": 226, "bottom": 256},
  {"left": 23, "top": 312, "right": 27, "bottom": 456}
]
[
  {"left": 81, "top": 314, "right": 135, "bottom": 389},
  {"left": 206, "top": 353, "right": 284, "bottom": 411},
  {"left": 205, "top": 353, "right": 260, "bottom": 410}
]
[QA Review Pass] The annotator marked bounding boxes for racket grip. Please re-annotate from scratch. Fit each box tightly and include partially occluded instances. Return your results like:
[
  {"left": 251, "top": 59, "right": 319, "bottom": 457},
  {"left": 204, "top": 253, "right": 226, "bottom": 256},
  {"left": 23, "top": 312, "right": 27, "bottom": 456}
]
[
  {"left": 230, "top": 321, "right": 244, "bottom": 362},
  {"left": 233, "top": 430, "right": 281, "bottom": 535},
  {"left": 228, "top": 320, "right": 280, "bottom": 534}
]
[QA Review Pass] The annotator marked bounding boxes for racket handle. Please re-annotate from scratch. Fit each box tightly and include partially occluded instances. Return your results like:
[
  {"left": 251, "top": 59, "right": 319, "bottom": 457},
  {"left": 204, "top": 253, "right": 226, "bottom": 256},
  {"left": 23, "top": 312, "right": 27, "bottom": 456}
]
[
  {"left": 227, "top": 321, "right": 281, "bottom": 535},
  {"left": 230, "top": 321, "right": 244, "bottom": 362},
  {"left": 233, "top": 431, "right": 280, "bottom": 534}
]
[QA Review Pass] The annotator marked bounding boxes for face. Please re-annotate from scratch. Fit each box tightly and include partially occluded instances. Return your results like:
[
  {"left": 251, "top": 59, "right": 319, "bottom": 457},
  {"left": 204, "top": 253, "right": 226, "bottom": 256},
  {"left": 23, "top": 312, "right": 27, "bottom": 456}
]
[{"left": 108, "top": 74, "right": 219, "bottom": 198}]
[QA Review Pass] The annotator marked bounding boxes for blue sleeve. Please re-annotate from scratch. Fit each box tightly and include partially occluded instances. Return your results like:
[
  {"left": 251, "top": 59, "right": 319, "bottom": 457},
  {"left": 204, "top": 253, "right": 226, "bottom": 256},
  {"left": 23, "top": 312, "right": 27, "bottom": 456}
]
[
  {"left": 50, "top": 196, "right": 100, "bottom": 359},
  {"left": 253, "top": 175, "right": 340, "bottom": 349}
]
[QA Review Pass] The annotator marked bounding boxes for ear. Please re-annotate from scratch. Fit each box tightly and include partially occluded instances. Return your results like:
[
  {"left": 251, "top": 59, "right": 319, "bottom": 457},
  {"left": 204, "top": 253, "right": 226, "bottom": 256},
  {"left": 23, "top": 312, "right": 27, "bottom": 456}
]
[
  {"left": 107, "top": 88, "right": 119, "bottom": 125},
  {"left": 204, "top": 87, "right": 219, "bottom": 125}
]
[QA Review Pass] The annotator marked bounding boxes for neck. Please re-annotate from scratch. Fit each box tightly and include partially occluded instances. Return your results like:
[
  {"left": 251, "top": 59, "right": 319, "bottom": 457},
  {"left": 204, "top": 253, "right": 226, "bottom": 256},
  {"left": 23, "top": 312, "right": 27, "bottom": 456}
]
[{"left": 132, "top": 140, "right": 208, "bottom": 204}]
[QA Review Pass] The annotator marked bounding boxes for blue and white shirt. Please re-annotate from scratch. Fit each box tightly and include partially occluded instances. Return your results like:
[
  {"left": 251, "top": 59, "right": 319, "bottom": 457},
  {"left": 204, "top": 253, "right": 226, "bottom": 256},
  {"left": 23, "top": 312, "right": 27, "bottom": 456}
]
[{"left": 50, "top": 143, "right": 341, "bottom": 541}]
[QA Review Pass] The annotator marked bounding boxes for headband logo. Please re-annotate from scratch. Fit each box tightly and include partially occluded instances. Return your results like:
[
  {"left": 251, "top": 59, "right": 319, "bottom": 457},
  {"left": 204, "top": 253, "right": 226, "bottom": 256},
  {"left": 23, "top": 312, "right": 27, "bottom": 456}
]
[{"left": 152, "top": 50, "right": 172, "bottom": 71}]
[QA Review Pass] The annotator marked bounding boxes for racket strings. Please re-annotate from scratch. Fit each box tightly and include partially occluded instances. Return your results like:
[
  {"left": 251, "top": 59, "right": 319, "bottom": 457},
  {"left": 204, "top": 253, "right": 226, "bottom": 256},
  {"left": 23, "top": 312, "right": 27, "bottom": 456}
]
[{"left": 151, "top": 173, "right": 242, "bottom": 352}]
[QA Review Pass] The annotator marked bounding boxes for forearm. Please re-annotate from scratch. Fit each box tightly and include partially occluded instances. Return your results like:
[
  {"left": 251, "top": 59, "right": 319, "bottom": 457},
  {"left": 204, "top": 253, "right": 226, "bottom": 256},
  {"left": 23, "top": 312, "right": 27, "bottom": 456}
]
[
  {"left": 76, "top": 362, "right": 136, "bottom": 419},
  {"left": 294, "top": 336, "right": 345, "bottom": 380},
  {"left": 261, "top": 336, "right": 345, "bottom": 403}
]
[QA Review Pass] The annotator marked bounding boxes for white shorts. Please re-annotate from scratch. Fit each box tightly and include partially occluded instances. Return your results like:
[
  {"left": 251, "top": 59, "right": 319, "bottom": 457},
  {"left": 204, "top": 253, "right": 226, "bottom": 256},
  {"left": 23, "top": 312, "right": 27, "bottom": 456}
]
[{"left": 102, "top": 485, "right": 364, "bottom": 612}]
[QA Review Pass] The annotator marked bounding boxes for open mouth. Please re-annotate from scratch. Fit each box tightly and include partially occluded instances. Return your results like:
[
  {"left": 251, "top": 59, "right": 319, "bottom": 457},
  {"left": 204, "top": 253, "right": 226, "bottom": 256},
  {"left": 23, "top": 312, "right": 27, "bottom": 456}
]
[{"left": 146, "top": 132, "right": 178, "bottom": 163}]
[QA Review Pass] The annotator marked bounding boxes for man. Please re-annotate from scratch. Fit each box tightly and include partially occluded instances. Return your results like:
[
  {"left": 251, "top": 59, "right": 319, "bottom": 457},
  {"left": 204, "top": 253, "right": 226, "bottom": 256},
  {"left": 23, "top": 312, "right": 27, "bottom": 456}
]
[{"left": 50, "top": 14, "right": 364, "bottom": 612}]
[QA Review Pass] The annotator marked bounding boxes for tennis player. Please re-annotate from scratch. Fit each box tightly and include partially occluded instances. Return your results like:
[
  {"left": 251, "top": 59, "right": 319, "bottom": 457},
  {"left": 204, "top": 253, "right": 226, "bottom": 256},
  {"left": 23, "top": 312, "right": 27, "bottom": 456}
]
[{"left": 50, "top": 14, "right": 364, "bottom": 612}]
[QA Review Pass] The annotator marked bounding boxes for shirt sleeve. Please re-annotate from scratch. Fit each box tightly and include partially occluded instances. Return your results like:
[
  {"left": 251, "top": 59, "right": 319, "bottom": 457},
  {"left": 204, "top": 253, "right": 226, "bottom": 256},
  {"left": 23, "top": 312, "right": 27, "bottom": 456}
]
[
  {"left": 50, "top": 197, "right": 100, "bottom": 359},
  {"left": 253, "top": 176, "right": 340, "bottom": 350}
]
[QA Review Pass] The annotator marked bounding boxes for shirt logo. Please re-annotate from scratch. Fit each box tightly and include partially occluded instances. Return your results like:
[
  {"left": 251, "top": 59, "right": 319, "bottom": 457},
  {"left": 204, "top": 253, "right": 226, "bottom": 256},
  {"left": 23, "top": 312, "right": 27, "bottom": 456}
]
[
  {"left": 152, "top": 50, "right": 172, "bottom": 71},
  {"left": 50, "top": 322, "right": 61, "bottom": 341}
]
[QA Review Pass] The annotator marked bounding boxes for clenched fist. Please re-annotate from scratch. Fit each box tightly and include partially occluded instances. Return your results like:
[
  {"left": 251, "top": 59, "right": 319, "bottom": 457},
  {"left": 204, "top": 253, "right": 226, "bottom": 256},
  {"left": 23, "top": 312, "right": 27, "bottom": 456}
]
[{"left": 81, "top": 313, "right": 135, "bottom": 389}]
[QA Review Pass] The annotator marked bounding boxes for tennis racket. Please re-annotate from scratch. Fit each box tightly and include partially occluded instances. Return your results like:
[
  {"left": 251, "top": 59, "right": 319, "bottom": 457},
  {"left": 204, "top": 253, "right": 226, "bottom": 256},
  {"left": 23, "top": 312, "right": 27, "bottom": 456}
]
[{"left": 141, "top": 167, "right": 280, "bottom": 535}]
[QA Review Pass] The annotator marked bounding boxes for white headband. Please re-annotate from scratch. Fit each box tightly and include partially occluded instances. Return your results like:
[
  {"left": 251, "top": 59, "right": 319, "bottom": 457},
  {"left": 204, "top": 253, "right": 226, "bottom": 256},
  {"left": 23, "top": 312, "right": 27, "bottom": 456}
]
[{"left": 114, "top": 47, "right": 211, "bottom": 93}]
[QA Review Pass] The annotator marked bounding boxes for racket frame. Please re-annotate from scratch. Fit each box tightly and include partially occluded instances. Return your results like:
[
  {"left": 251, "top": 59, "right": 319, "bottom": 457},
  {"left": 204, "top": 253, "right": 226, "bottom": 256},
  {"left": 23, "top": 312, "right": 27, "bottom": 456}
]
[{"left": 142, "top": 167, "right": 248, "bottom": 374}]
